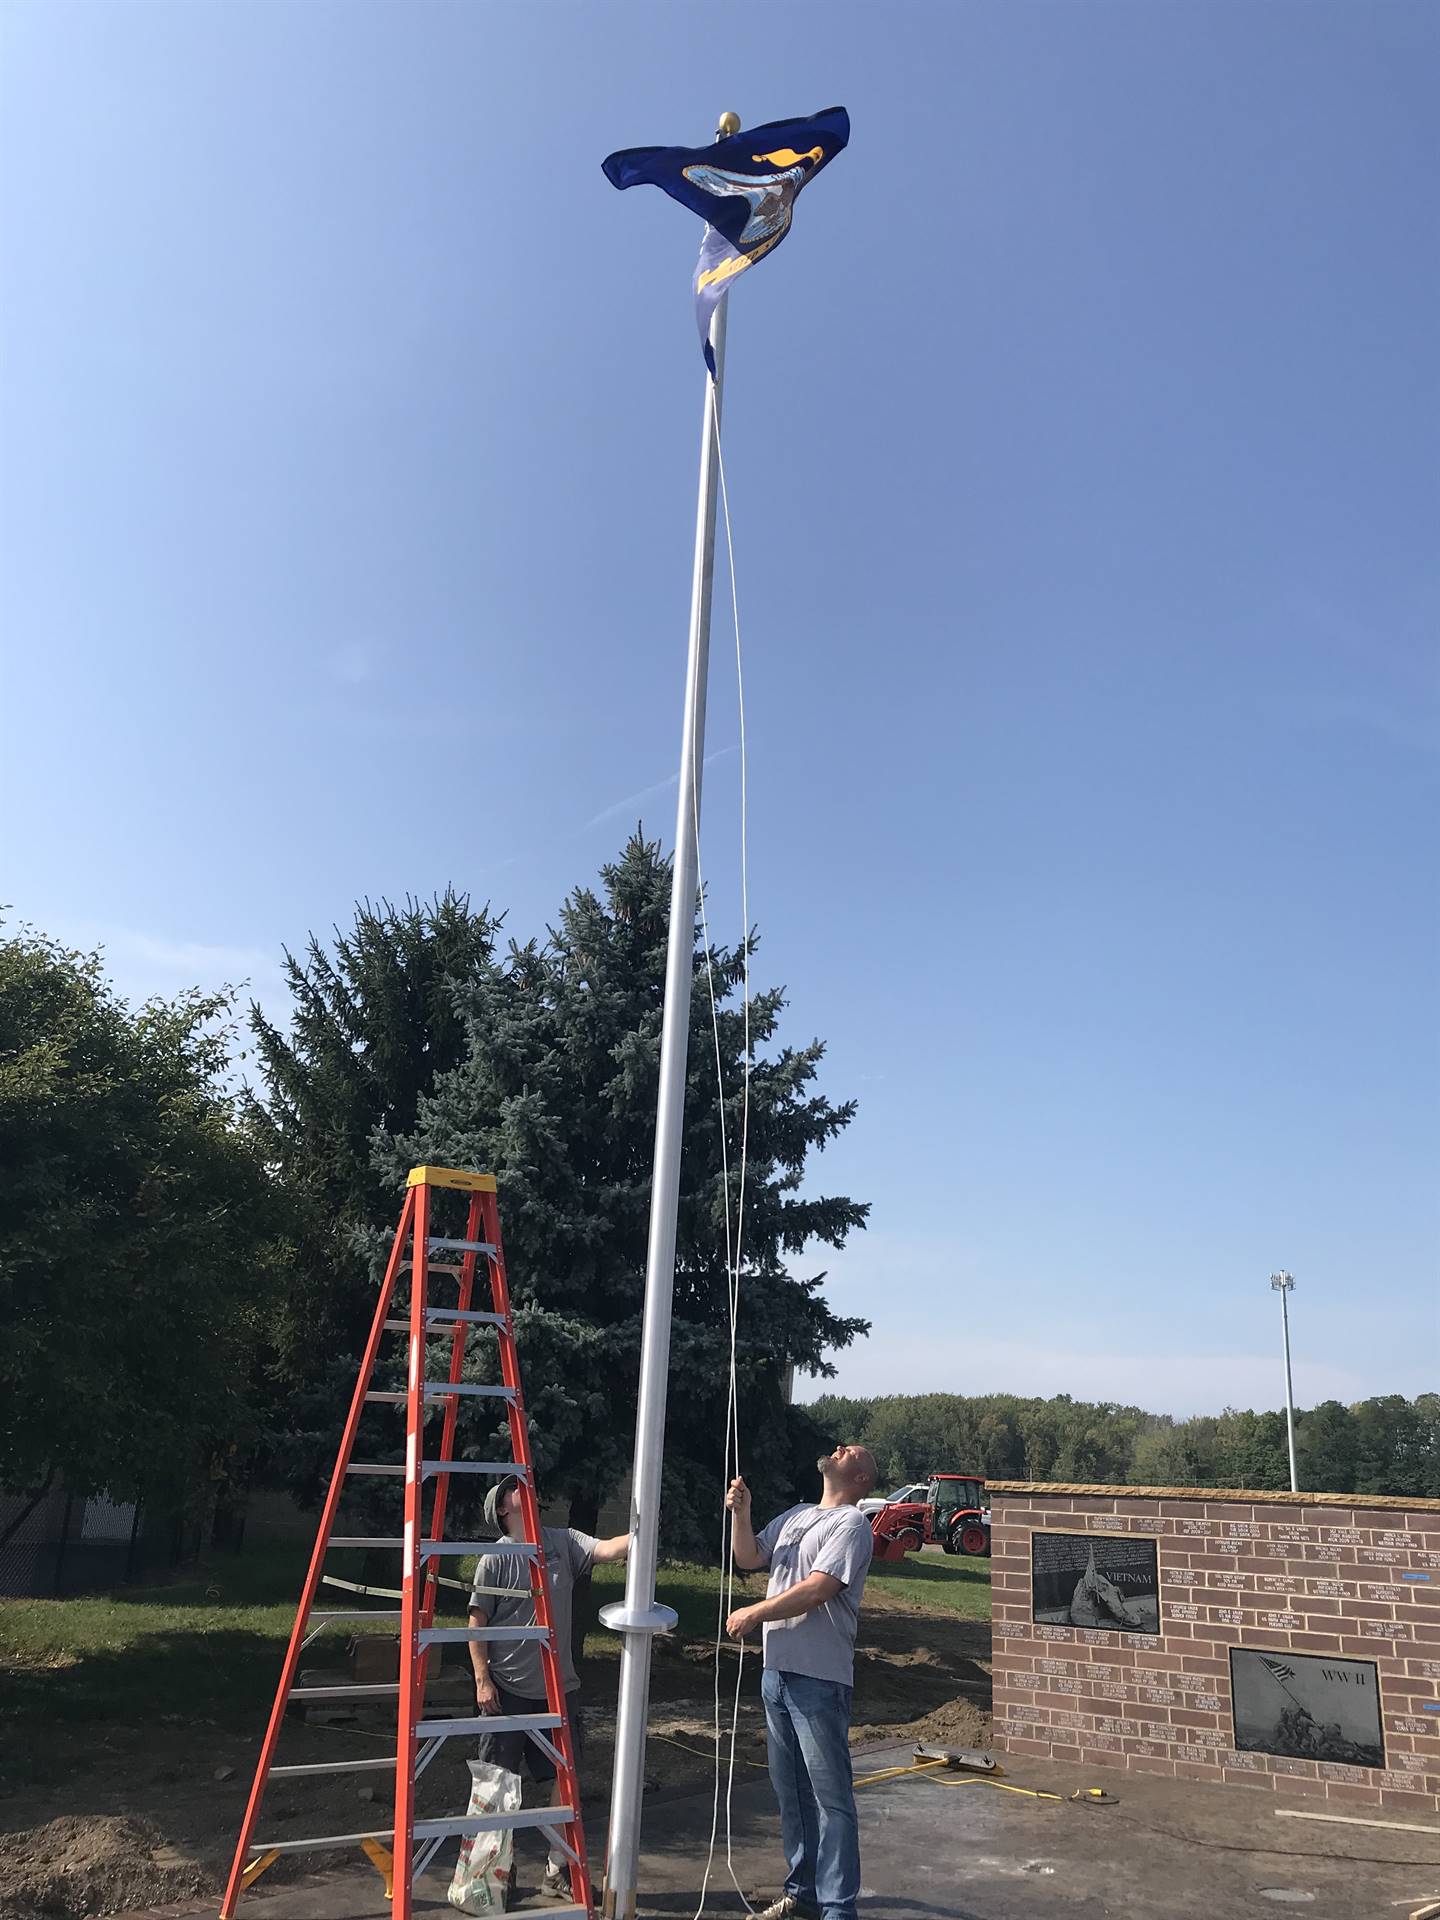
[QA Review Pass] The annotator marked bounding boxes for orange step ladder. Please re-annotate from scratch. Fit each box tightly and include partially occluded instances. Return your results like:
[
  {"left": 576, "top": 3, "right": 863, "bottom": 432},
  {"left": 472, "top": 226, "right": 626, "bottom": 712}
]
[{"left": 220, "top": 1165, "right": 594, "bottom": 1918}]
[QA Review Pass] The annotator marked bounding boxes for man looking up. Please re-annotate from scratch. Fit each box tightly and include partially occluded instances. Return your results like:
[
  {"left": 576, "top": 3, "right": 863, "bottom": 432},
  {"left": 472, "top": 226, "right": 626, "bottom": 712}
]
[{"left": 725, "top": 1444, "right": 877, "bottom": 1920}]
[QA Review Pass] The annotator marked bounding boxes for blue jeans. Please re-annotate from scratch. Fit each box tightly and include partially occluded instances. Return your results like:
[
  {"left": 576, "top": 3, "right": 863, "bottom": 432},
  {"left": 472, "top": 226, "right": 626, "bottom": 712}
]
[{"left": 760, "top": 1668, "right": 860, "bottom": 1920}]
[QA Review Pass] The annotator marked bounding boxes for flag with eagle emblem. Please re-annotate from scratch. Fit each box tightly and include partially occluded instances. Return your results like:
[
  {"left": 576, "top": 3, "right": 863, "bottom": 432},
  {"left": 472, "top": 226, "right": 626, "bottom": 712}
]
[{"left": 602, "top": 106, "right": 850, "bottom": 372}]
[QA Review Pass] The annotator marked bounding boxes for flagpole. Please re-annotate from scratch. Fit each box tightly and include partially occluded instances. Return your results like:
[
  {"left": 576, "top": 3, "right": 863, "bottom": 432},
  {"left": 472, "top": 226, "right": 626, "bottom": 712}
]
[{"left": 600, "top": 109, "right": 739, "bottom": 1920}]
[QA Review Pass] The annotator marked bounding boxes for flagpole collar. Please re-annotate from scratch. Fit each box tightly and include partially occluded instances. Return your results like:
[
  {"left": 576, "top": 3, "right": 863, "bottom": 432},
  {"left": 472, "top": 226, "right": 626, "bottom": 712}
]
[{"left": 716, "top": 112, "right": 741, "bottom": 137}]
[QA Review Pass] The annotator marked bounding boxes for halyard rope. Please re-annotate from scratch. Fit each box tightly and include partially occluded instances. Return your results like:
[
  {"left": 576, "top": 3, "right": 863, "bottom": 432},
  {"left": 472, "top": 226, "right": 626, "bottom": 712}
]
[{"left": 691, "top": 390, "right": 756, "bottom": 1917}]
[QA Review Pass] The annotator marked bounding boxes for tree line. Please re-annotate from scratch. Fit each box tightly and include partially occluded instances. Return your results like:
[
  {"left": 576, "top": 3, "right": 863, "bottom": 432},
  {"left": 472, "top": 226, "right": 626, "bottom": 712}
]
[
  {"left": 805, "top": 1390, "right": 1440, "bottom": 1501},
  {"left": 0, "top": 836, "right": 867, "bottom": 1557},
  {"left": 4, "top": 851, "right": 1432, "bottom": 1567}
]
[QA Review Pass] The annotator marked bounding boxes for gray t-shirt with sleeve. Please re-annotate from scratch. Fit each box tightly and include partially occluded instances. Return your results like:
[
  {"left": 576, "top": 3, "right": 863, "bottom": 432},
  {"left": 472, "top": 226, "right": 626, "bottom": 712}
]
[
  {"left": 469, "top": 1524, "right": 597, "bottom": 1696},
  {"left": 753, "top": 1503, "right": 873, "bottom": 1685}
]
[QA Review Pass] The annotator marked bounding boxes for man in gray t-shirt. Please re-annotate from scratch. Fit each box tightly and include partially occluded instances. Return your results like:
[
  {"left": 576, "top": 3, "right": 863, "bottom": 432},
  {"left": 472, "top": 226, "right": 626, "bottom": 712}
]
[
  {"left": 471, "top": 1523, "right": 596, "bottom": 1695},
  {"left": 468, "top": 1477, "right": 629, "bottom": 1900},
  {"left": 727, "top": 1444, "right": 877, "bottom": 1920}
]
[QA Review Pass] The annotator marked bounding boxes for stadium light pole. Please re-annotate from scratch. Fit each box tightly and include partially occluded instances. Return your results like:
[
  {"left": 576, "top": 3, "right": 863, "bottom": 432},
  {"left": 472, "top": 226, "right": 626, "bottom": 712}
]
[{"left": 1270, "top": 1272, "right": 1299, "bottom": 1493}]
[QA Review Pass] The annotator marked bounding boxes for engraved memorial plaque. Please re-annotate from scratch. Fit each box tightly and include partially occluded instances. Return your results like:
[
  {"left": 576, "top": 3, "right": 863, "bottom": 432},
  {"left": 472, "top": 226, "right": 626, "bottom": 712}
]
[
  {"left": 1031, "top": 1531, "right": 1160, "bottom": 1634},
  {"left": 1229, "top": 1649, "right": 1384, "bottom": 1770}
]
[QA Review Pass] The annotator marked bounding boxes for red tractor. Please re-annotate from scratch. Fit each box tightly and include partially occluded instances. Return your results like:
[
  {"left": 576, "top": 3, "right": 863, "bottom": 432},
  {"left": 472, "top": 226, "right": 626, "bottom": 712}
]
[
  {"left": 929, "top": 1474, "right": 990, "bottom": 1557},
  {"left": 869, "top": 1473, "right": 990, "bottom": 1562}
]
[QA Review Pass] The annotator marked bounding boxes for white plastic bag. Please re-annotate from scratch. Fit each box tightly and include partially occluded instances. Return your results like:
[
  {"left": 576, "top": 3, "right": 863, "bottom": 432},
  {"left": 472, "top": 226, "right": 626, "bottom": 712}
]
[{"left": 447, "top": 1759, "right": 522, "bottom": 1914}]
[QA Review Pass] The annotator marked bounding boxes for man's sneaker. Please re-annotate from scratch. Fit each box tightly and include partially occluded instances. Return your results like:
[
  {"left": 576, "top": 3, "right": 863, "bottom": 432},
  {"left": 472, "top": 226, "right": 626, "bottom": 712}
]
[
  {"left": 755, "top": 1900, "right": 820, "bottom": 1920},
  {"left": 540, "top": 1864, "right": 571, "bottom": 1901}
]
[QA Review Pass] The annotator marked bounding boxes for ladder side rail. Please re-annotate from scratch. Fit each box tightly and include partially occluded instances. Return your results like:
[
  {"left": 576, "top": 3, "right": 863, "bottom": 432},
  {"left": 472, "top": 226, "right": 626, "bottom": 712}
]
[
  {"left": 487, "top": 1191, "right": 594, "bottom": 1916},
  {"left": 391, "top": 1177, "right": 432, "bottom": 1918},
  {"left": 219, "top": 1186, "right": 417, "bottom": 1920},
  {"left": 416, "top": 1190, "right": 486, "bottom": 1691}
]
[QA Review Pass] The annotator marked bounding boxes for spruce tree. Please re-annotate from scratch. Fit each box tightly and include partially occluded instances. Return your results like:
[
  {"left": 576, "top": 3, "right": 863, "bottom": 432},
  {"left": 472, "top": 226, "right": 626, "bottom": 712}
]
[
  {"left": 247, "top": 892, "right": 500, "bottom": 1495},
  {"left": 377, "top": 832, "right": 870, "bottom": 1553}
]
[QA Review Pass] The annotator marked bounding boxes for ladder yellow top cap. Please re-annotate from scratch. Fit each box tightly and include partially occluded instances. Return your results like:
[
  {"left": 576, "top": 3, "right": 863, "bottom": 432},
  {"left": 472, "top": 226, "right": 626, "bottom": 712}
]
[{"left": 407, "top": 1165, "right": 497, "bottom": 1193}]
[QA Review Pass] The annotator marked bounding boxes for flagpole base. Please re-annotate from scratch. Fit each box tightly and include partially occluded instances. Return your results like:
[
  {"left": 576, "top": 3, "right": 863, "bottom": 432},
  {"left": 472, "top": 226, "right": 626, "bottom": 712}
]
[{"left": 599, "top": 1601, "right": 679, "bottom": 1635}]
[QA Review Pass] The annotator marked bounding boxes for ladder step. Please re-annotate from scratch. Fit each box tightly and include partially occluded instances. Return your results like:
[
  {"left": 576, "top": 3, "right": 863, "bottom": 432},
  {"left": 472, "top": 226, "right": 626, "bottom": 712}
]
[
  {"left": 421, "top": 1460, "right": 525, "bottom": 1478},
  {"left": 421, "top": 1541, "right": 537, "bottom": 1558},
  {"left": 382, "top": 1310, "right": 507, "bottom": 1332},
  {"left": 252, "top": 1809, "right": 575, "bottom": 1855},
  {"left": 414, "top": 1713, "right": 562, "bottom": 1738},
  {"left": 271, "top": 1757, "right": 397, "bottom": 1777},
  {"left": 289, "top": 1683, "right": 400, "bottom": 1700},
  {"left": 363, "top": 1385, "right": 517, "bottom": 1403},
  {"left": 378, "top": 1313, "right": 506, "bottom": 1328},
  {"left": 346, "top": 1459, "right": 522, "bottom": 1478},
  {"left": 415, "top": 1809, "right": 574, "bottom": 1838},
  {"left": 420, "top": 1626, "right": 551, "bottom": 1645},
  {"left": 425, "top": 1383, "right": 517, "bottom": 1399},
  {"left": 327, "top": 1537, "right": 535, "bottom": 1557},
  {"left": 426, "top": 1237, "right": 499, "bottom": 1257},
  {"left": 307, "top": 1610, "right": 403, "bottom": 1623}
]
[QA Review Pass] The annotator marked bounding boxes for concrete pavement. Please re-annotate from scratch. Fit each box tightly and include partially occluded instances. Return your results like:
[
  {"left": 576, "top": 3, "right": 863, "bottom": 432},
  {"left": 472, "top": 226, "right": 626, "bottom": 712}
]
[{"left": 129, "top": 1743, "right": 1440, "bottom": 1919}]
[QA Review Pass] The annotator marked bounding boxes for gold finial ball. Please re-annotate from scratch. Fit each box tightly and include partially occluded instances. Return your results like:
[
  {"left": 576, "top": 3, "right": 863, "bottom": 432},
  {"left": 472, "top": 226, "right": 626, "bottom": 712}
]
[{"left": 716, "top": 112, "right": 741, "bottom": 137}]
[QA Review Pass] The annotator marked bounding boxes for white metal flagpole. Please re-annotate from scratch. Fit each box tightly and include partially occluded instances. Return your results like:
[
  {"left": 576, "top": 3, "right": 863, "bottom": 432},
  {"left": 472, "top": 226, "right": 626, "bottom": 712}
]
[{"left": 600, "top": 108, "right": 739, "bottom": 1920}]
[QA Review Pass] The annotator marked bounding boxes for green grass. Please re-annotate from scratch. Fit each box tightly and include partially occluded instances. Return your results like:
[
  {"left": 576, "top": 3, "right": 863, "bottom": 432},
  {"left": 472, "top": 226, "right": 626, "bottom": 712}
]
[
  {"left": 867, "top": 1550, "right": 992, "bottom": 1619},
  {"left": 0, "top": 1545, "right": 408, "bottom": 1732}
]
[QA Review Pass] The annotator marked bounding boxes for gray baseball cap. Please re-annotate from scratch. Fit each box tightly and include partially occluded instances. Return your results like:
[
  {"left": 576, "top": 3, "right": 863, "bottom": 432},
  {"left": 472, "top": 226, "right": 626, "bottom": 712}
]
[{"left": 483, "top": 1474, "right": 520, "bottom": 1535}]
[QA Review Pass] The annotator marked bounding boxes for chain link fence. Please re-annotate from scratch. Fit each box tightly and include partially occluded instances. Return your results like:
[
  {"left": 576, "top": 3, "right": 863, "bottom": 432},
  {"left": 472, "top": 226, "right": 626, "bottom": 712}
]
[{"left": 0, "top": 1484, "right": 187, "bottom": 1596}]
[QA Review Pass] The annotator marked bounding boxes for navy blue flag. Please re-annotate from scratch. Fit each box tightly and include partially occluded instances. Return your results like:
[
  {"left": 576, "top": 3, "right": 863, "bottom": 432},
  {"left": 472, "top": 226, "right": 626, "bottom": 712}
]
[{"left": 602, "top": 107, "right": 850, "bottom": 372}]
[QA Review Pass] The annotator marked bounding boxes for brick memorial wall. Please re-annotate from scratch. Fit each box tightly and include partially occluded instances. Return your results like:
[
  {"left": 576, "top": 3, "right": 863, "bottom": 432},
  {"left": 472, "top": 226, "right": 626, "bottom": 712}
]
[{"left": 987, "top": 1482, "right": 1440, "bottom": 1814}]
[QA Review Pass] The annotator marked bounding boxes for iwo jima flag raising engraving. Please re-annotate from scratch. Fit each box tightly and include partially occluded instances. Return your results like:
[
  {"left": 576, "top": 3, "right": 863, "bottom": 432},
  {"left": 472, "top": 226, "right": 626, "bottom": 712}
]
[
  {"left": 602, "top": 106, "right": 850, "bottom": 372},
  {"left": 1231, "top": 1649, "right": 1386, "bottom": 1768}
]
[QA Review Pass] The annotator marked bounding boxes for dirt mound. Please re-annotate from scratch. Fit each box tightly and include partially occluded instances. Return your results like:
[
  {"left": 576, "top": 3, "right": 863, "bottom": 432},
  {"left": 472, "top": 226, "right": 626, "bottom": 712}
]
[
  {"left": 0, "top": 1815, "right": 208, "bottom": 1919},
  {"left": 855, "top": 1692, "right": 992, "bottom": 1751}
]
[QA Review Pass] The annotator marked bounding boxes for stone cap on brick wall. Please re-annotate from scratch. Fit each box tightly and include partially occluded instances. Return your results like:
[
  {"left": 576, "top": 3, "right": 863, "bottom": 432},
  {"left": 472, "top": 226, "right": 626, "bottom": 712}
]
[{"left": 986, "top": 1480, "right": 1440, "bottom": 1512}]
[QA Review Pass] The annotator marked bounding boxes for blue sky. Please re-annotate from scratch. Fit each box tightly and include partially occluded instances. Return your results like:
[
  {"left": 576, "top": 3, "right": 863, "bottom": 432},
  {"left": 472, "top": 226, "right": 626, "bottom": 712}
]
[{"left": 2, "top": 3, "right": 1435, "bottom": 1415}]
